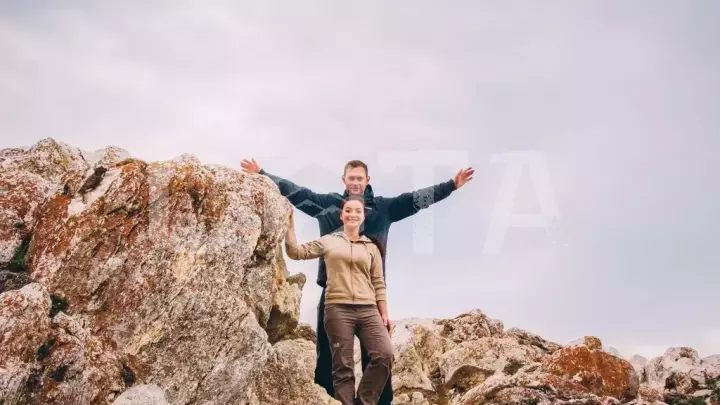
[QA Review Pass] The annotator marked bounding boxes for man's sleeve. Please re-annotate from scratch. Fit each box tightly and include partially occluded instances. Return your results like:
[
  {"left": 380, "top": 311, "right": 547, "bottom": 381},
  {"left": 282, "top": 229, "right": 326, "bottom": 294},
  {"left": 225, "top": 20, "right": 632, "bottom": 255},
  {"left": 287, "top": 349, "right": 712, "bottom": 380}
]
[
  {"left": 260, "top": 169, "right": 333, "bottom": 217},
  {"left": 386, "top": 179, "right": 457, "bottom": 223}
]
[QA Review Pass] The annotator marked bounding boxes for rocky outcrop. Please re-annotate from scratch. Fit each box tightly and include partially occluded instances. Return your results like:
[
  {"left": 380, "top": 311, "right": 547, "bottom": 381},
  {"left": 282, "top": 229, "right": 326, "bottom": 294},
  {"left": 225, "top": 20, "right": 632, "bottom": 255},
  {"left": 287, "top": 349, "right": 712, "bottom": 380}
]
[
  {"left": 639, "top": 348, "right": 720, "bottom": 405},
  {"left": 373, "top": 313, "right": 718, "bottom": 405},
  {"left": 2, "top": 139, "right": 718, "bottom": 405},
  {"left": 362, "top": 310, "right": 641, "bottom": 405},
  {"left": 0, "top": 139, "right": 336, "bottom": 405}
]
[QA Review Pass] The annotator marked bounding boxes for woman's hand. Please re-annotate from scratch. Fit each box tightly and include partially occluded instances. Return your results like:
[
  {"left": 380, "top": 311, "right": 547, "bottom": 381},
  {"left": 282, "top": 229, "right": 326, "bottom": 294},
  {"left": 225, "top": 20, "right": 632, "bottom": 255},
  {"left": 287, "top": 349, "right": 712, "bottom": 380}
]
[
  {"left": 378, "top": 301, "right": 394, "bottom": 337},
  {"left": 286, "top": 203, "right": 297, "bottom": 244},
  {"left": 382, "top": 315, "right": 395, "bottom": 337}
]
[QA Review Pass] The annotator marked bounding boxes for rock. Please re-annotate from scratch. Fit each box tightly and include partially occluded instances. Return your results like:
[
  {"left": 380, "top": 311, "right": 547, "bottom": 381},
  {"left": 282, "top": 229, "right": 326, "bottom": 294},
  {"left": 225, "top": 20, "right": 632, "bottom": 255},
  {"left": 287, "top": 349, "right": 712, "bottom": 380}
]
[
  {"left": 281, "top": 322, "right": 317, "bottom": 344},
  {"left": 0, "top": 283, "right": 52, "bottom": 364},
  {"left": 0, "top": 283, "right": 126, "bottom": 404},
  {"left": 630, "top": 355, "right": 649, "bottom": 382},
  {"left": 585, "top": 336, "right": 603, "bottom": 351},
  {"left": 645, "top": 347, "right": 705, "bottom": 390},
  {"left": 112, "top": 384, "right": 169, "bottom": 405},
  {"left": 702, "top": 354, "right": 720, "bottom": 380},
  {"left": 540, "top": 344, "right": 640, "bottom": 401},
  {"left": 665, "top": 372, "right": 701, "bottom": 395},
  {"left": 0, "top": 139, "right": 308, "bottom": 404},
  {"left": 637, "top": 385, "right": 664, "bottom": 402},
  {"left": 438, "top": 309, "right": 504, "bottom": 344},
  {"left": 388, "top": 313, "right": 647, "bottom": 405},
  {"left": 693, "top": 389, "right": 713, "bottom": 397},
  {"left": 81, "top": 146, "right": 131, "bottom": 169},
  {"left": 504, "top": 327, "right": 562, "bottom": 355},
  {"left": 247, "top": 339, "right": 340, "bottom": 405},
  {"left": 0, "top": 139, "right": 93, "bottom": 266},
  {"left": 389, "top": 318, "right": 449, "bottom": 401},
  {"left": 266, "top": 246, "right": 303, "bottom": 344},
  {"left": 395, "top": 393, "right": 411, "bottom": 404},
  {"left": 454, "top": 363, "right": 600, "bottom": 405},
  {"left": 439, "top": 337, "right": 545, "bottom": 392},
  {"left": 0, "top": 270, "right": 34, "bottom": 293},
  {"left": 485, "top": 386, "right": 554, "bottom": 405},
  {"left": 0, "top": 283, "right": 53, "bottom": 404}
]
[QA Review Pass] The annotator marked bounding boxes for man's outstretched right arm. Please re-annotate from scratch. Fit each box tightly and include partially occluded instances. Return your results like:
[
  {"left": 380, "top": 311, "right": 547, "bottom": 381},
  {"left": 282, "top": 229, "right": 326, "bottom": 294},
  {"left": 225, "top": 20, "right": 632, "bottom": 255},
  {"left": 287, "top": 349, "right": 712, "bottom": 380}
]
[{"left": 241, "top": 158, "right": 332, "bottom": 217}]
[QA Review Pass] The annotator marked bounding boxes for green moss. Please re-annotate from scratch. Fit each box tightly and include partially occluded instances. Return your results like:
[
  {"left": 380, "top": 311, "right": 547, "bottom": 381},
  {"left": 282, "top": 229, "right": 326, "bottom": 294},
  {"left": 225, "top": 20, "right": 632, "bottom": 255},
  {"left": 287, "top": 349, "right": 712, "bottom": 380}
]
[
  {"left": 36, "top": 337, "right": 56, "bottom": 361},
  {"left": 188, "top": 189, "right": 203, "bottom": 213},
  {"left": 8, "top": 235, "right": 31, "bottom": 272},
  {"left": 665, "top": 394, "right": 706, "bottom": 405},
  {"left": 706, "top": 373, "right": 720, "bottom": 402},
  {"left": 121, "top": 363, "right": 136, "bottom": 387},
  {"left": 24, "top": 366, "right": 44, "bottom": 392},
  {"left": 49, "top": 294, "right": 69, "bottom": 317},
  {"left": 503, "top": 359, "right": 523, "bottom": 375},
  {"left": 49, "top": 365, "right": 68, "bottom": 382}
]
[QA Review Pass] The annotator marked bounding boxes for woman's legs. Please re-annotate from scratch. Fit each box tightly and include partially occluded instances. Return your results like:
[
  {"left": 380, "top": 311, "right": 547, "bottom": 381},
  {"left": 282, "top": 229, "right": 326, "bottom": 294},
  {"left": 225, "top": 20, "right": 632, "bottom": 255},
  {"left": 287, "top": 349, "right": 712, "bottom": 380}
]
[
  {"left": 355, "top": 306, "right": 394, "bottom": 405},
  {"left": 323, "top": 304, "right": 358, "bottom": 405}
]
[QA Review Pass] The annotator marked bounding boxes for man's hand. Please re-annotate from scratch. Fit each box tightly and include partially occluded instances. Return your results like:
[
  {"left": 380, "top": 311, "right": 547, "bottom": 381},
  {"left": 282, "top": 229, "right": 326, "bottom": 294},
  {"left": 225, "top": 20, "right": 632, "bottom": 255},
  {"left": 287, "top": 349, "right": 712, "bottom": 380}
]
[
  {"left": 241, "top": 158, "right": 261, "bottom": 174},
  {"left": 453, "top": 167, "right": 474, "bottom": 189}
]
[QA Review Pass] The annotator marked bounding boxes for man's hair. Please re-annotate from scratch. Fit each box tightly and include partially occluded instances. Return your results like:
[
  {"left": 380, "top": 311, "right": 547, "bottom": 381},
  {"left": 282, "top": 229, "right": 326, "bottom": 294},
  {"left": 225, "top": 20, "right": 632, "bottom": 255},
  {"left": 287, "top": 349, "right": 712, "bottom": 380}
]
[{"left": 343, "top": 160, "right": 368, "bottom": 176}]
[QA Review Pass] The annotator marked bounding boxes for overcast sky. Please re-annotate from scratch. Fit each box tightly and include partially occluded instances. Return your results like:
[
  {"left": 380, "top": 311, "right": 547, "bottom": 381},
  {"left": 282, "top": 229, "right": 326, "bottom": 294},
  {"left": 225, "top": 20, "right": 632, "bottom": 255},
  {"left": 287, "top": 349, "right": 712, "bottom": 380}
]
[{"left": 2, "top": 1, "right": 719, "bottom": 359}]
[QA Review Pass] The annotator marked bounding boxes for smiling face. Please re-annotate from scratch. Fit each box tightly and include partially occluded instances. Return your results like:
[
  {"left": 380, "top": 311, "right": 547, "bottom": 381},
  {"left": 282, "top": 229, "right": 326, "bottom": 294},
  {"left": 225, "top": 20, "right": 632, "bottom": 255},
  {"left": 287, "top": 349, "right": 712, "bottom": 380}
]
[
  {"left": 342, "top": 165, "right": 370, "bottom": 196},
  {"left": 340, "top": 198, "right": 365, "bottom": 230}
]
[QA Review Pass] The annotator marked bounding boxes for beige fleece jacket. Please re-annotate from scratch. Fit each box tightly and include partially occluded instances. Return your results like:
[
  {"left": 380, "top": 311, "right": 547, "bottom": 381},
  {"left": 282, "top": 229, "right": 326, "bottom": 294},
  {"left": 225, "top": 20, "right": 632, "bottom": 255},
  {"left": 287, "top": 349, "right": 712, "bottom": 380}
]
[{"left": 285, "top": 232, "right": 386, "bottom": 305}]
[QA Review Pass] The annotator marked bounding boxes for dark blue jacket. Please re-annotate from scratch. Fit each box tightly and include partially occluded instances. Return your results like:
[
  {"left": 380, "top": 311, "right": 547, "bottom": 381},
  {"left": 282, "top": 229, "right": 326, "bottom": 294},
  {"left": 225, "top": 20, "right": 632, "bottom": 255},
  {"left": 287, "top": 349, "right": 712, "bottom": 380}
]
[{"left": 260, "top": 169, "right": 457, "bottom": 287}]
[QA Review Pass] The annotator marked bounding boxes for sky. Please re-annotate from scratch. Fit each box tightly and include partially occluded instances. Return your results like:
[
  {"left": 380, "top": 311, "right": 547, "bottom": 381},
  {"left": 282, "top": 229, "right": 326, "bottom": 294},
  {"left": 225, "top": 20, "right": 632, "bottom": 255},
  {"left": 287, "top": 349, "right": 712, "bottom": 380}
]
[{"left": 1, "top": 1, "right": 719, "bottom": 359}]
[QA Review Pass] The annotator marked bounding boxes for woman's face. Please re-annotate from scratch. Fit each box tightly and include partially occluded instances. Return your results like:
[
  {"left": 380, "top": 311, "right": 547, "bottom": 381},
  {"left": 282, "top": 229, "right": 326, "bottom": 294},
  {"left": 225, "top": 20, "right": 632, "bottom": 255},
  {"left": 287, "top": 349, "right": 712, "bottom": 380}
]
[{"left": 341, "top": 199, "right": 365, "bottom": 228}]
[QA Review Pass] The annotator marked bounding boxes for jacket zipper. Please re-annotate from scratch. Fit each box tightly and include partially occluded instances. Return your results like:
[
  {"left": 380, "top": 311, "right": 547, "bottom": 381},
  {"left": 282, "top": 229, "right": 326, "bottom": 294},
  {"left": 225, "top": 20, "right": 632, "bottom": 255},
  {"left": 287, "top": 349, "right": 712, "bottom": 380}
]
[{"left": 350, "top": 242, "right": 355, "bottom": 304}]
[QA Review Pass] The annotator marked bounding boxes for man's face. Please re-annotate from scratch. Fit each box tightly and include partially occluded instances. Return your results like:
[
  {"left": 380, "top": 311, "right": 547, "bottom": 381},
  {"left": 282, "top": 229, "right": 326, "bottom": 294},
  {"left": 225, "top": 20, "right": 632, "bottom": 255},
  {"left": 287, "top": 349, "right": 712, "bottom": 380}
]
[{"left": 342, "top": 166, "right": 369, "bottom": 195}]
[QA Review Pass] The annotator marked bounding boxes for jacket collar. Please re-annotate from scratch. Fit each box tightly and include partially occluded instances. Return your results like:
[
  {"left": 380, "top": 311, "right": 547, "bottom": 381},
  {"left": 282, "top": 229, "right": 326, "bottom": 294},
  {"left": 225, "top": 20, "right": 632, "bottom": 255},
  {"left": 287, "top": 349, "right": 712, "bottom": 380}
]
[
  {"left": 331, "top": 231, "right": 372, "bottom": 243},
  {"left": 341, "top": 184, "right": 375, "bottom": 205}
]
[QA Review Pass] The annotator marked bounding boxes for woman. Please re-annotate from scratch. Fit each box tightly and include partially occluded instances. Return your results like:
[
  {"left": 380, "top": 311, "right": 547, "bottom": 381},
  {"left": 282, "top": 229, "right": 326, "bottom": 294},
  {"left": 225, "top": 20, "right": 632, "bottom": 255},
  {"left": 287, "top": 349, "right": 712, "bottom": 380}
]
[{"left": 285, "top": 194, "right": 394, "bottom": 405}]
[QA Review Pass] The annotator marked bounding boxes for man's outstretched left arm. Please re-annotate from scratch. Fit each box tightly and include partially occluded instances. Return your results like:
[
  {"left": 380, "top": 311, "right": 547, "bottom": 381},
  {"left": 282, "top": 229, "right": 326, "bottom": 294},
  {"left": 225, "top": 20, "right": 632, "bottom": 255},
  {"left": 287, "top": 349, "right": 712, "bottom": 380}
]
[{"left": 386, "top": 167, "right": 474, "bottom": 222}]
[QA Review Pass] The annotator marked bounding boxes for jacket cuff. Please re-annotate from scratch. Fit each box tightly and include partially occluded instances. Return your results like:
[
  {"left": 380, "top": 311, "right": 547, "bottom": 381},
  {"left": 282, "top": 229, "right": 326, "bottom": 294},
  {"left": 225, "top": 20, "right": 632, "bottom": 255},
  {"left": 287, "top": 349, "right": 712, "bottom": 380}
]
[{"left": 375, "top": 289, "right": 387, "bottom": 302}]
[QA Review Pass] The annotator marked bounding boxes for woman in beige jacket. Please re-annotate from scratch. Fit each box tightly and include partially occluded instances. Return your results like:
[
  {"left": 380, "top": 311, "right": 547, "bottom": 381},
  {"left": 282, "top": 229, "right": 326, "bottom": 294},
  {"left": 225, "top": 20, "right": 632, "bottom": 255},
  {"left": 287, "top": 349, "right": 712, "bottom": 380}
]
[{"left": 285, "top": 194, "right": 393, "bottom": 405}]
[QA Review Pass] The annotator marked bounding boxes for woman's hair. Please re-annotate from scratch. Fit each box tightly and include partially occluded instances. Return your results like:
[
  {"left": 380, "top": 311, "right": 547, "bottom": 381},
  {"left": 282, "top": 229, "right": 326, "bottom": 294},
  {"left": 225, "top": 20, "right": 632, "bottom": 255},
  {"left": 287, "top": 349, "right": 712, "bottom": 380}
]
[
  {"left": 340, "top": 194, "right": 365, "bottom": 209},
  {"left": 340, "top": 195, "right": 385, "bottom": 259}
]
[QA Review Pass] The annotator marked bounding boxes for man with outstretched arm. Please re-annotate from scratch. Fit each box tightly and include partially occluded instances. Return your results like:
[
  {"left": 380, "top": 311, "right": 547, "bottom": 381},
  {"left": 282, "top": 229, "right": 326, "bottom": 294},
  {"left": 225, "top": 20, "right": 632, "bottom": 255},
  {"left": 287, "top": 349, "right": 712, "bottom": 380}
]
[{"left": 241, "top": 158, "right": 473, "bottom": 405}]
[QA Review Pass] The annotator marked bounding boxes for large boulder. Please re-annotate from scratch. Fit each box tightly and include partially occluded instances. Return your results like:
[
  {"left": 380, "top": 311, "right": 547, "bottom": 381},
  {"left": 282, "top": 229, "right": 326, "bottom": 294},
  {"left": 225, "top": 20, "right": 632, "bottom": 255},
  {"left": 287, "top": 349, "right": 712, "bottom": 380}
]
[
  {"left": 439, "top": 337, "right": 545, "bottom": 393},
  {"left": 645, "top": 348, "right": 702, "bottom": 388},
  {"left": 540, "top": 338, "right": 640, "bottom": 401},
  {"left": 247, "top": 339, "right": 340, "bottom": 405},
  {"left": 0, "top": 139, "right": 319, "bottom": 405}
]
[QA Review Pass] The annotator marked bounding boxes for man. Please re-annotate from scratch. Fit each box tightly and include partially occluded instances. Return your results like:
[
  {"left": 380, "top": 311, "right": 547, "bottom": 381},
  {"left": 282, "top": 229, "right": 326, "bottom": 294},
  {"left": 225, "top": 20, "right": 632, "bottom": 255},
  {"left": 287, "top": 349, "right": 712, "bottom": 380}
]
[{"left": 241, "top": 158, "right": 473, "bottom": 405}]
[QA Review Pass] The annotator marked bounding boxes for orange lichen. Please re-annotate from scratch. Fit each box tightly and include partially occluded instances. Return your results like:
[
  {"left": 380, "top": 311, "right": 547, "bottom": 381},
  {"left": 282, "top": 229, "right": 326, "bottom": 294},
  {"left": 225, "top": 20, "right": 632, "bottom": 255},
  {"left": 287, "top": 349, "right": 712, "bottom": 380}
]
[{"left": 541, "top": 346, "right": 638, "bottom": 401}]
